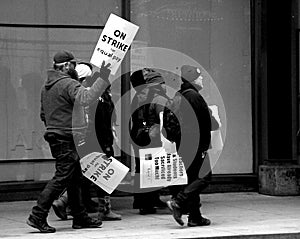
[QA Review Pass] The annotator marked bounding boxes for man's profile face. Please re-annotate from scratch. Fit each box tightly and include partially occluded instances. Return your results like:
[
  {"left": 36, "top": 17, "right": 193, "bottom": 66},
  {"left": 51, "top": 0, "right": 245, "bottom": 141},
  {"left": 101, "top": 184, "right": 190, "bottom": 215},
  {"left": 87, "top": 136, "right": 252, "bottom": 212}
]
[
  {"left": 193, "top": 73, "right": 204, "bottom": 90},
  {"left": 66, "top": 62, "right": 79, "bottom": 80}
]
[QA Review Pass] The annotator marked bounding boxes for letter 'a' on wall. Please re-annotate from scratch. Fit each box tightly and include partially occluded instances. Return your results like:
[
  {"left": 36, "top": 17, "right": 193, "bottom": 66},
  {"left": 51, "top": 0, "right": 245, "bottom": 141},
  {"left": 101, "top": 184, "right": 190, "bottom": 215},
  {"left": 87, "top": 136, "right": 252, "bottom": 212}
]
[{"left": 130, "top": 0, "right": 252, "bottom": 174}]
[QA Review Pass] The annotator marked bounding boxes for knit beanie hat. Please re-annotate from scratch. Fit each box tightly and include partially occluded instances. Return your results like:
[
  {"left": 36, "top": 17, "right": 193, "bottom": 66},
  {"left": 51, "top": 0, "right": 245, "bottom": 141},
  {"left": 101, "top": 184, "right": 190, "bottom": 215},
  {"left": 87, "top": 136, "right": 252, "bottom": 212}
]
[
  {"left": 181, "top": 65, "right": 201, "bottom": 82},
  {"left": 144, "top": 68, "right": 164, "bottom": 86},
  {"left": 75, "top": 63, "right": 93, "bottom": 78},
  {"left": 130, "top": 70, "right": 145, "bottom": 88}
]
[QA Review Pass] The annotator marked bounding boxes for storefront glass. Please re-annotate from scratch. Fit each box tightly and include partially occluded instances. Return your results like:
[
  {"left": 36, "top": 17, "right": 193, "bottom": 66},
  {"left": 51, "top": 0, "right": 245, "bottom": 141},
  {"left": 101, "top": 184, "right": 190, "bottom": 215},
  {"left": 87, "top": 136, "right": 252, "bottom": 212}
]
[
  {"left": 0, "top": 0, "right": 252, "bottom": 183},
  {"left": 131, "top": 0, "right": 252, "bottom": 174}
]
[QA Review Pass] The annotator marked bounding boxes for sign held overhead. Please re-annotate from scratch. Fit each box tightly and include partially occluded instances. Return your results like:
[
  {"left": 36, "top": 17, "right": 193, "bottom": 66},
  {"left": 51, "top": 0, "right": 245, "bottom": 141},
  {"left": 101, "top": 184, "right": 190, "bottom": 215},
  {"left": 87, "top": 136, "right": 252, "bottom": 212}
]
[{"left": 90, "top": 13, "right": 139, "bottom": 75}]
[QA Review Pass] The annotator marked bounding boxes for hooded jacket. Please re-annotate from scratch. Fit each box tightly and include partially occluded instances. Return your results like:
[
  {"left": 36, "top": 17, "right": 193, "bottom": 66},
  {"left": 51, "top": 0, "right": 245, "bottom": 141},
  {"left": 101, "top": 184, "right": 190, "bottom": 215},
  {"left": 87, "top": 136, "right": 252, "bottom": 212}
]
[{"left": 40, "top": 69, "right": 108, "bottom": 137}]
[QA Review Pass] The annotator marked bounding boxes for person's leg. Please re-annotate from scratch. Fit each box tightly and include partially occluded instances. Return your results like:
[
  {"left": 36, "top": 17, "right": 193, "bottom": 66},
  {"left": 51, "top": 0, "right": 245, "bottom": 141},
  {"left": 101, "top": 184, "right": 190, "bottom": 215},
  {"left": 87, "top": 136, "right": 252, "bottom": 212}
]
[
  {"left": 167, "top": 151, "right": 208, "bottom": 226},
  {"left": 133, "top": 151, "right": 157, "bottom": 214},
  {"left": 81, "top": 177, "right": 98, "bottom": 213},
  {"left": 187, "top": 194, "right": 211, "bottom": 227},
  {"left": 97, "top": 188, "right": 122, "bottom": 221},
  {"left": 29, "top": 136, "right": 81, "bottom": 232},
  {"left": 28, "top": 135, "right": 101, "bottom": 232},
  {"left": 52, "top": 190, "right": 68, "bottom": 220}
]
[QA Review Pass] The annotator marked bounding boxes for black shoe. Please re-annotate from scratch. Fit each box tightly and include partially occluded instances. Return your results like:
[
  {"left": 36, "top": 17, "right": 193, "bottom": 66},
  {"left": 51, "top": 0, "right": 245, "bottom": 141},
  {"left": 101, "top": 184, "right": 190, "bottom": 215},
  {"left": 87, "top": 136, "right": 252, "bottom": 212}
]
[
  {"left": 26, "top": 215, "right": 56, "bottom": 233},
  {"left": 166, "top": 200, "right": 184, "bottom": 226},
  {"left": 72, "top": 216, "right": 102, "bottom": 229},
  {"left": 139, "top": 207, "right": 157, "bottom": 215},
  {"left": 188, "top": 216, "right": 211, "bottom": 227},
  {"left": 52, "top": 200, "right": 68, "bottom": 220}
]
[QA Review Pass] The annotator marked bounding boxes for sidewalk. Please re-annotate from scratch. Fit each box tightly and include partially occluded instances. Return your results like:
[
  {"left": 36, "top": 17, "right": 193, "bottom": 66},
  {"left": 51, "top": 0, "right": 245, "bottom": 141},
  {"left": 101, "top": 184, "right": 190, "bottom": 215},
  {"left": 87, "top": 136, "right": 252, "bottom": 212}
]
[{"left": 0, "top": 192, "right": 299, "bottom": 239}]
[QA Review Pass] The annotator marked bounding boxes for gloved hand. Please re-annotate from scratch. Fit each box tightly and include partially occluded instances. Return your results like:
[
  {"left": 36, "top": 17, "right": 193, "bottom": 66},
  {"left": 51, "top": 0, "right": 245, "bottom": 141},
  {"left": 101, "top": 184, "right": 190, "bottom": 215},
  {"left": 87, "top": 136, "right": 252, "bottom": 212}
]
[
  {"left": 104, "top": 145, "right": 114, "bottom": 158},
  {"left": 99, "top": 60, "right": 111, "bottom": 82},
  {"left": 84, "top": 61, "right": 111, "bottom": 87}
]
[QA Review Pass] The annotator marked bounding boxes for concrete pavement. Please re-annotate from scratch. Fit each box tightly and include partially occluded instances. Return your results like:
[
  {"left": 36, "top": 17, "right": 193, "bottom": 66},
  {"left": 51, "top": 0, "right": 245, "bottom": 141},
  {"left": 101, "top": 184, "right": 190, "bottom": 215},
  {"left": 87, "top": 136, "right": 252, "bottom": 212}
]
[{"left": 0, "top": 192, "right": 299, "bottom": 239}]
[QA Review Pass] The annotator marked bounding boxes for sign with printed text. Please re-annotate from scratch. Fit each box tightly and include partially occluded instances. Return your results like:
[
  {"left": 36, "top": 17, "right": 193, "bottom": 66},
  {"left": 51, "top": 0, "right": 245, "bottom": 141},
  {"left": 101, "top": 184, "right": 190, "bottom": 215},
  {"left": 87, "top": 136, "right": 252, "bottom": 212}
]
[
  {"left": 80, "top": 152, "right": 129, "bottom": 194},
  {"left": 139, "top": 147, "right": 187, "bottom": 188},
  {"left": 90, "top": 13, "right": 139, "bottom": 75}
]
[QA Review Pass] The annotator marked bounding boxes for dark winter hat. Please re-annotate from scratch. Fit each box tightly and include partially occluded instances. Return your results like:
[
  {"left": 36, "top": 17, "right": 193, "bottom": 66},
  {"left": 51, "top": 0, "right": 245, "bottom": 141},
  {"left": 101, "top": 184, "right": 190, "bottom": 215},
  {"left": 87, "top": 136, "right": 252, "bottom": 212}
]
[
  {"left": 53, "top": 50, "right": 78, "bottom": 64},
  {"left": 181, "top": 65, "right": 201, "bottom": 82},
  {"left": 144, "top": 68, "right": 164, "bottom": 86},
  {"left": 130, "top": 70, "right": 145, "bottom": 88}
]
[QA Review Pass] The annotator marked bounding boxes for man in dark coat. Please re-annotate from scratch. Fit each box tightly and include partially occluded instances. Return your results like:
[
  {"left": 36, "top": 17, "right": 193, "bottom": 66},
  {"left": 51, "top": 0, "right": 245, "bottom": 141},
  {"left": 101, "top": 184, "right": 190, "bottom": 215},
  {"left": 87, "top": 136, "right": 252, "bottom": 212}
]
[{"left": 167, "top": 65, "right": 212, "bottom": 227}]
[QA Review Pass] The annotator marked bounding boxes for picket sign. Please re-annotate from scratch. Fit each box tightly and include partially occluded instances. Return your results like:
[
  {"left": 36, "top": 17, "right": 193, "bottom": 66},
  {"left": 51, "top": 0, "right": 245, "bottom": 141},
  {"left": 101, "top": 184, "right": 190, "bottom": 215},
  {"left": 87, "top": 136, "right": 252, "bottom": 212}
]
[
  {"left": 80, "top": 152, "right": 129, "bottom": 194},
  {"left": 90, "top": 13, "right": 139, "bottom": 74},
  {"left": 139, "top": 147, "right": 187, "bottom": 189}
]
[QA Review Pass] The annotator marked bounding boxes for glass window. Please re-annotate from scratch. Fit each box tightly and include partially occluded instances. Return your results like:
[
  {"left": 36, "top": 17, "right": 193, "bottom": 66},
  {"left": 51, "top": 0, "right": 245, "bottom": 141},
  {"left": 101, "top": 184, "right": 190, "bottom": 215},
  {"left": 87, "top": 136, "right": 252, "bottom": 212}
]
[
  {"left": 0, "top": 0, "right": 121, "bottom": 25},
  {"left": 131, "top": 0, "right": 252, "bottom": 174},
  {"left": 0, "top": 0, "right": 121, "bottom": 160}
]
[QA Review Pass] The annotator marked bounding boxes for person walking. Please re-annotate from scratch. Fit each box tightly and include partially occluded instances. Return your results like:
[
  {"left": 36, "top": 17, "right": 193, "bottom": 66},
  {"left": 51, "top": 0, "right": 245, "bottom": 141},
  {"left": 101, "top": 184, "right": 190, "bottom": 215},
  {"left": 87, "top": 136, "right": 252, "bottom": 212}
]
[
  {"left": 130, "top": 68, "right": 168, "bottom": 215},
  {"left": 77, "top": 61, "right": 122, "bottom": 221},
  {"left": 26, "top": 50, "right": 111, "bottom": 233},
  {"left": 51, "top": 62, "right": 121, "bottom": 221},
  {"left": 166, "top": 65, "right": 212, "bottom": 227}
]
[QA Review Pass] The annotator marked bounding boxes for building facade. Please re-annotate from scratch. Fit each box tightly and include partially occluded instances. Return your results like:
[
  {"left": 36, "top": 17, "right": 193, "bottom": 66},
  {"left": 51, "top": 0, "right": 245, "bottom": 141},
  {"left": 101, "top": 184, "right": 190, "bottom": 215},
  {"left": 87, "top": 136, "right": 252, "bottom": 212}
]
[{"left": 0, "top": 0, "right": 299, "bottom": 201}]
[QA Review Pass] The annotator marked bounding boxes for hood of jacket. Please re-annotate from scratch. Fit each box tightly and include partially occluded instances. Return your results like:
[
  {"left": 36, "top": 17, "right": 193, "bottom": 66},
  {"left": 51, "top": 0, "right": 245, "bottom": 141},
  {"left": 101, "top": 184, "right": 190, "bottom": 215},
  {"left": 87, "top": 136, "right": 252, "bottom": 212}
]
[
  {"left": 180, "top": 78, "right": 199, "bottom": 93},
  {"left": 45, "top": 69, "right": 70, "bottom": 90}
]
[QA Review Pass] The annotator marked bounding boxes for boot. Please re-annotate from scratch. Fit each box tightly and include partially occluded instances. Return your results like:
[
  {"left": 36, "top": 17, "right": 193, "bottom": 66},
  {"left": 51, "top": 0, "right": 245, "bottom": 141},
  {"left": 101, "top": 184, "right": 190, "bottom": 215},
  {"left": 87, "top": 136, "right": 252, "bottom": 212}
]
[
  {"left": 52, "top": 194, "right": 68, "bottom": 220},
  {"left": 72, "top": 215, "right": 102, "bottom": 229},
  {"left": 98, "top": 196, "right": 122, "bottom": 221},
  {"left": 26, "top": 214, "right": 56, "bottom": 233}
]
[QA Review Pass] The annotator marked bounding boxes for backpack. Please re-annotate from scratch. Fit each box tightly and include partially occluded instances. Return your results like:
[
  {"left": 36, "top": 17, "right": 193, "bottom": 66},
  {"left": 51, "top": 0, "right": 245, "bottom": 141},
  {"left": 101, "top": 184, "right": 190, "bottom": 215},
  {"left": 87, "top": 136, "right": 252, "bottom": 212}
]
[{"left": 162, "top": 89, "right": 193, "bottom": 142}]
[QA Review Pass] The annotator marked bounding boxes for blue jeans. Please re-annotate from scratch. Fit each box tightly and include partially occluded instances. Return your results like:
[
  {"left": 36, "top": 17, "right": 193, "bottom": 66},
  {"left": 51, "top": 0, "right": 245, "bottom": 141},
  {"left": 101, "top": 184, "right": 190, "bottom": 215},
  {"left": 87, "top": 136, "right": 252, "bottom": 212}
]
[{"left": 31, "top": 133, "right": 87, "bottom": 220}]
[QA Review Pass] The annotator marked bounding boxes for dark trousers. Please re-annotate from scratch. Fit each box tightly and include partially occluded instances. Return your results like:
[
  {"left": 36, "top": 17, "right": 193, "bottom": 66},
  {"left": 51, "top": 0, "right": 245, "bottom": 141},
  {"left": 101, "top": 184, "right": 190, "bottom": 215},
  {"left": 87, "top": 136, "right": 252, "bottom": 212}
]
[
  {"left": 169, "top": 151, "right": 211, "bottom": 219},
  {"left": 31, "top": 133, "right": 87, "bottom": 220}
]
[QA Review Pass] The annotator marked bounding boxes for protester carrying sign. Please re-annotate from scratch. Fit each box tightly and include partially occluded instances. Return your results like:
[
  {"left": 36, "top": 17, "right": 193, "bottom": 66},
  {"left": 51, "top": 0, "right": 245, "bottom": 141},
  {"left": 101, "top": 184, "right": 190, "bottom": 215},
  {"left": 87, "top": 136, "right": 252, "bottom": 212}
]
[
  {"left": 130, "top": 68, "right": 168, "bottom": 215},
  {"left": 166, "top": 65, "right": 212, "bottom": 227},
  {"left": 51, "top": 62, "right": 122, "bottom": 221},
  {"left": 81, "top": 69, "right": 122, "bottom": 221},
  {"left": 27, "top": 50, "right": 111, "bottom": 233}
]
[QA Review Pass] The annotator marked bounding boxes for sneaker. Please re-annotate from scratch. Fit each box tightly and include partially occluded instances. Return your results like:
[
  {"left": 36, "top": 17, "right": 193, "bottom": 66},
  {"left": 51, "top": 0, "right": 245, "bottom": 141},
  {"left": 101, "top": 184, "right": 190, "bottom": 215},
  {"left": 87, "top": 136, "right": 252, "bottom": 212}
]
[
  {"left": 139, "top": 207, "right": 157, "bottom": 215},
  {"left": 72, "top": 216, "right": 102, "bottom": 229},
  {"left": 98, "top": 210, "right": 122, "bottom": 221},
  {"left": 187, "top": 216, "right": 211, "bottom": 227},
  {"left": 26, "top": 214, "right": 56, "bottom": 233},
  {"left": 52, "top": 200, "right": 68, "bottom": 220},
  {"left": 166, "top": 200, "right": 184, "bottom": 226}
]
